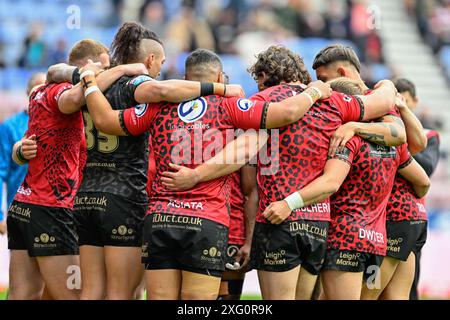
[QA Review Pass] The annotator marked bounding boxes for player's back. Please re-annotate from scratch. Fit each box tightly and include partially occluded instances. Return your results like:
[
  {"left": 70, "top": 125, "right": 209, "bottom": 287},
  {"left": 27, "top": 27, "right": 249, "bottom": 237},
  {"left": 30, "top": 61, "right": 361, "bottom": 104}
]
[
  {"left": 251, "top": 83, "right": 364, "bottom": 222},
  {"left": 15, "top": 83, "right": 84, "bottom": 208},
  {"left": 330, "top": 136, "right": 410, "bottom": 255},
  {"left": 147, "top": 95, "right": 239, "bottom": 227},
  {"left": 79, "top": 75, "right": 150, "bottom": 204}
]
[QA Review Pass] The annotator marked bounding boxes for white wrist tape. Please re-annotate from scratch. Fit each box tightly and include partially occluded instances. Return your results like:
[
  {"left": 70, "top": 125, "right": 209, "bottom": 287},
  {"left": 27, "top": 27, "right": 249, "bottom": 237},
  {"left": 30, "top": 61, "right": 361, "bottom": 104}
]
[
  {"left": 80, "top": 70, "right": 95, "bottom": 80},
  {"left": 284, "top": 192, "right": 305, "bottom": 211},
  {"left": 301, "top": 92, "right": 314, "bottom": 106},
  {"left": 84, "top": 85, "right": 100, "bottom": 98}
]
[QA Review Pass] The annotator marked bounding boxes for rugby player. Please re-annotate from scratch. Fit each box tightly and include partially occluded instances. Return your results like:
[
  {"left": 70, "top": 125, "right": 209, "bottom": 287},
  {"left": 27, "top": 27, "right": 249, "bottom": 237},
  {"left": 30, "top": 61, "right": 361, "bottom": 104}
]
[
  {"left": 158, "top": 45, "right": 401, "bottom": 300},
  {"left": 77, "top": 48, "right": 332, "bottom": 299},
  {"left": 360, "top": 78, "right": 440, "bottom": 300},
  {"left": 7, "top": 39, "right": 144, "bottom": 300},
  {"left": 0, "top": 73, "right": 45, "bottom": 235},
  {"left": 47, "top": 22, "right": 246, "bottom": 300},
  {"left": 262, "top": 78, "right": 430, "bottom": 300}
]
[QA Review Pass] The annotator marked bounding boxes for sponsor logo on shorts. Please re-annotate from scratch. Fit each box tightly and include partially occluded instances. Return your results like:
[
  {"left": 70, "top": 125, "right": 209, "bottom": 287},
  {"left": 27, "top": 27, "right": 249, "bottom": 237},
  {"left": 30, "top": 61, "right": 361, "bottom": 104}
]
[
  {"left": 387, "top": 237, "right": 403, "bottom": 253},
  {"left": 34, "top": 233, "right": 57, "bottom": 248},
  {"left": 201, "top": 246, "right": 222, "bottom": 263},
  {"left": 263, "top": 249, "right": 286, "bottom": 266},
  {"left": 141, "top": 242, "right": 149, "bottom": 258},
  {"left": 9, "top": 203, "right": 31, "bottom": 218},
  {"left": 17, "top": 186, "right": 32, "bottom": 196},
  {"left": 152, "top": 213, "right": 203, "bottom": 226},
  {"left": 289, "top": 221, "right": 327, "bottom": 237},
  {"left": 111, "top": 225, "right": 135, "bottom": 241},
  {"left": 227, "top": 245, "right": 239, "bottom": 258},
  {"left": 167, "top": 199, "right": 204, "bottom": 211},
  {"left": 335, "top": 251, "right": 361, "bottom": 267},
  {"left": 74, "top": 196, "right": 108, "bottom": 207},
  {"left": 358, "top": 228, "right": 384, "bottom": 244}
]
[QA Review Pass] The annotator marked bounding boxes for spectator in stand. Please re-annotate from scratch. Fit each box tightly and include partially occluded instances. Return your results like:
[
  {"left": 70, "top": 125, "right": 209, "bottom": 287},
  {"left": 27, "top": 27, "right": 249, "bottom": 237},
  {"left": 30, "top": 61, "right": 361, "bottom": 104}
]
[
  {"left": 166, "top": 1, "right": 215, "bottom": 53},
  {"left": 139, "top": 0, "right": 167, "bottom": 40},
  {"left": 18, "top": 23, "right": 46, "bottom": 68},
  {"left": 48, "top": 39, "right": 67, "bottom": 66}
]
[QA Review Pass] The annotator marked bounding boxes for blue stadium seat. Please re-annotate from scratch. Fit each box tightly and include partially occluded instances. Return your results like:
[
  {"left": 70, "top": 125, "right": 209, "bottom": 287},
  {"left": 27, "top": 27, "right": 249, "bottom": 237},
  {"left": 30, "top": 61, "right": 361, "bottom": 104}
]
[
  {"left": 370, "top": 63, "right": 391, "bottom": 81},
  {"left": 440, "top": 45, "right": 450, "bottom": 70}
]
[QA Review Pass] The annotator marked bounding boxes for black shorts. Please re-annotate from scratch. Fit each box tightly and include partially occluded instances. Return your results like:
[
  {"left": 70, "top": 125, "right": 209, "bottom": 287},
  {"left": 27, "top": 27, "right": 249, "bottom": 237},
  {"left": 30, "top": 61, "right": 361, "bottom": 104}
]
[
  {"left": 74, "top": 192, "right": 146, "bottom": 247},
  {"left": 249, "top": 219, "right": 329, "bottom": 275},
  {"left": 386, "top": 220, "right": 427, "bottom": 261},
  {"left": 7, "top": 200, "right": 78, "bottom": 257},
  {"left": 322, "top": 249, "right": 383, "bottom": 279},
  {"left": 224, "top": 243, "right": 243, "bottom": 267},
  {"left": 142, "top": 213, "right": 228, "bottom": 278}
]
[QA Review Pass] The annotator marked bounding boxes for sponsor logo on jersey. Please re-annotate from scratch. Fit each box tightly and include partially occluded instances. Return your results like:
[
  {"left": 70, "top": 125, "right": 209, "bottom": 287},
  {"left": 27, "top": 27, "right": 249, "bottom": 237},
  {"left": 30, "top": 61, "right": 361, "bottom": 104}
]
[
  {"left": 178, "top": 97, "right": 207, "bottom": 123},
  {"left": 359, "top": 228, "right": 384, "bottom": 244},
  {"left": 237, "top": 98, "right": 253, "bottom": 112},
  {"left": 134, "top": 104, "right": 148, "bottom": 117},
  {"left": 369, "top": 143, "right": 396, "bottom": 158},
  {"left": 17, "top": 186, "right": 32, "bottom": 196},
  {"left": 343, "top": 94, "right": 352, "bottom": 102},
  {"left": 128, "top": 75, "right": 152, "bottom": 86},
  {"left": 167, "top": 199, "right": 204, "bottom": 210}
]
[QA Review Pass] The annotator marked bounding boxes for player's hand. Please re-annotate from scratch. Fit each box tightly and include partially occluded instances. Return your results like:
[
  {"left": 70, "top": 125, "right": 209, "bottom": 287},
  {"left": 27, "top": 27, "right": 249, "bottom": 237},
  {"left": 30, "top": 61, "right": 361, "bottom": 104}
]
[
  {"left": 21, "top": 134, "right": 37, "bottom": 160},
  {"left": 161, "top": 163, "right": 200, "bottom": 191},
  {"left": 308, "top": 80, "right": 332, "bottom": 99},
  {"left": 262, "top": 200, "right": 292, "bottom": 225},
  {"left": 395, "top": 93, "right": 408, "bottom": 110},
  {"left": 328, "top": 122, "right": 357, "bottom": 157},
  {"left": 374, "top": 79, "right": 396, "bottom": 92},
  {"left": 236, "top": 242, "right": 251, "bottom": 269},
  {"left": 224, "top": 84, "right": 245, "bottom": 98},
  {"left": 0, "top": 220, "right": 6, "bottom": 235},
  {"left": 120, "top": 63, "right": 149, "bottom": 77},
  {"left": 80, "top": 59, "right": 103, "bottom": 76}
]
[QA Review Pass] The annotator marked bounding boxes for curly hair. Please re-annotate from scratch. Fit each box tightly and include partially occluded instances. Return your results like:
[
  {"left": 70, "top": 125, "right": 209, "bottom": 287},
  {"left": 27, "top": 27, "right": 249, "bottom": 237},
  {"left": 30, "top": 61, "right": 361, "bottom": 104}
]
[
  {"left": 248, "top": 45, "right": 312, "bottom": 88},
  {"left": 110, "top": 22, "right": 162, "bottom": 65}
]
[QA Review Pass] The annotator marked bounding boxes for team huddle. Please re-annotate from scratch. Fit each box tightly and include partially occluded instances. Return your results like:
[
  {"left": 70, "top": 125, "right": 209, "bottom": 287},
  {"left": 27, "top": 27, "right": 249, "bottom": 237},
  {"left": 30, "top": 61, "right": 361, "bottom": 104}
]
[{"left": 4, "top": 21, "right": 440, "bottom": 300}]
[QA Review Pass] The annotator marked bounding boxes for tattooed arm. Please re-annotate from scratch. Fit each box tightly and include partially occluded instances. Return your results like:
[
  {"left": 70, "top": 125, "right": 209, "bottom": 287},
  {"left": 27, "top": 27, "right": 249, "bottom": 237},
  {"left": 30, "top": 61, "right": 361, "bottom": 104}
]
[{"left": 328, "top": 115, "right": 406, "bottom": 156}]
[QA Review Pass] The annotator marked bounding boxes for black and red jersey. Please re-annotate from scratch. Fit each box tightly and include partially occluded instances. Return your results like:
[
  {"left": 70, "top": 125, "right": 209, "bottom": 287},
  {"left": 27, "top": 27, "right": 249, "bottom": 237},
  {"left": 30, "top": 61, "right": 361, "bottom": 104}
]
[
  {"left": 121, "top": 95, "right": 268, "bottom": 227},
  {"left": 15, "top": 83, "right": 84, "bottom": 208},
  {"left": 330, "top": 137, "right": 412, "bottom": 255},
  {"left": 251, "top": 84, "right": 365, "bottom": 223}
]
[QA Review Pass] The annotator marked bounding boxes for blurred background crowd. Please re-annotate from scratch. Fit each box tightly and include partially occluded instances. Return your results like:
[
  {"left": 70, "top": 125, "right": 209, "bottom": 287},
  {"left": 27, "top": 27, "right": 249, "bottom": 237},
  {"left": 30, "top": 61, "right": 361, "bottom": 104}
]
[{"left": 1, "top": 0, "right": 450, "bottom": 297}]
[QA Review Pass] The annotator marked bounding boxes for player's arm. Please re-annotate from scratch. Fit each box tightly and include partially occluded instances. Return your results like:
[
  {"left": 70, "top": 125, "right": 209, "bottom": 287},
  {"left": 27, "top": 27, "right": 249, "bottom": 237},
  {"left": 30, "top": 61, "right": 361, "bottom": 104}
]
[
  {"left": 413, "top": 132, "right": 440, "bottom": 176},
  {"left": 263, "top": 81, "right": 332, "bottom": 128},
  {"left": 161, "top": 130, "right": 268, "bottom": 191},
  {"left": 328, "top": 115, "right": 406, "bottom": 157},
  {"left": 47, "top": 63, "right": 77, "bottom": 84},
  {"left": 58, "top": 63, "right": 149, "bottom": 115},
  {"left": 134, "top": 81, "right": 244, "bottom": 104},
  {"left": 262, "top": 159, "right": 350, "bottom": 224},
  {"left": 236, "top": 165, "right": 258, "bottom": 269},
  {"left": 397, "top": 158, "right": 431, "bottom": 198},
  {"left": 11, "top": 134, "right": 37, "bottom": 165},
  {"left": 395, "top": 94, "right": 427, "bottom": 155},
  {"left": 356, "top": 80, "right": 397, "bottom": 121}
]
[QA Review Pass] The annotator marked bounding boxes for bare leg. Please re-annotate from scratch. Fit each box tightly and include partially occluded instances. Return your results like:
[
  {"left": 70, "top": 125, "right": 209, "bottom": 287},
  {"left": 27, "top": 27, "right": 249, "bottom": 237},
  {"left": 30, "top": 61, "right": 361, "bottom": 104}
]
[
  {"left": 8, "top": 250, "right": 44, "bottom": 300},
  {"left": 258, "top": 266, "right": 300, "bottom": 300},
  {"left": 80, "top": 245, "right": 106, "bottom": 300}
]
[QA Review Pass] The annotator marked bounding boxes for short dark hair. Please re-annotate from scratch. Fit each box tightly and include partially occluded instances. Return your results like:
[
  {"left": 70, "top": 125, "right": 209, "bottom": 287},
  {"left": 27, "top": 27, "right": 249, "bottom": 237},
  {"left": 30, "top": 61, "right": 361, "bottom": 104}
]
[
  {"left": 312, "top": 44, "right": 361, "bottom": 72},
  {"left": 248, "top": 45, "right": 312, "bottom": 88},
  {"left": 111, "top": 22, "right": 162, "bottom": 65},
  {"left": 392, "top": 78, "right": 416, "bottom": 98},
  {"left": 185, "top": 49, "right": 223, "bottom": 74}
]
